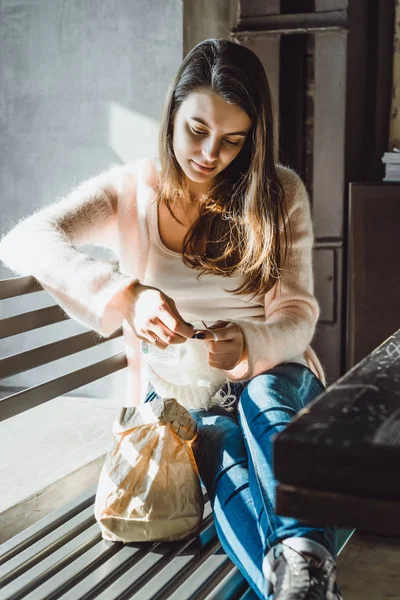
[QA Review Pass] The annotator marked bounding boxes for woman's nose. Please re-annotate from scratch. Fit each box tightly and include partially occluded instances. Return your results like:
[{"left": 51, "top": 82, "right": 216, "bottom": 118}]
[{"left": 202, "top": 137, "right": 220, "bottom": 161}]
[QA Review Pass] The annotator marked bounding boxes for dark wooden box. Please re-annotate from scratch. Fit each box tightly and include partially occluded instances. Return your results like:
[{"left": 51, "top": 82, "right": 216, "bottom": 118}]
[{"left": 274, "top": 329, "right": 400, "bottom": 502}]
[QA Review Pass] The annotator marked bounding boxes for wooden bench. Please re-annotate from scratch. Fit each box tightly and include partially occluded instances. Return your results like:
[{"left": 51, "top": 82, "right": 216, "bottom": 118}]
[
  {"left": 275, "top": 328, "right": 400, "bottom": 538},
  {"left": 0, "top": 275, "right": 354, "bottom": 599}
]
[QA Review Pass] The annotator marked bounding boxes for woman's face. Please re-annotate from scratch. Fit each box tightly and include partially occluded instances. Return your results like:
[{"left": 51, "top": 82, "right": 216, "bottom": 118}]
[{"left": 172, "top": 89, "right": 252, "bottom": 197}]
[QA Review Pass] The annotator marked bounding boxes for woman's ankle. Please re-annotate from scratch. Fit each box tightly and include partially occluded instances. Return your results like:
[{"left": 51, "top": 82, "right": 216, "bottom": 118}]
[{"left": 280, "top": 536, "right": 336, "bottom": 563}]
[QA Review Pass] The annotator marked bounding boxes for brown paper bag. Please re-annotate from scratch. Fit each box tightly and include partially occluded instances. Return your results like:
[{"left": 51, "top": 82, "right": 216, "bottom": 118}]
[{"left": 94, "top": 397, "right": 204, "bottom": 542}]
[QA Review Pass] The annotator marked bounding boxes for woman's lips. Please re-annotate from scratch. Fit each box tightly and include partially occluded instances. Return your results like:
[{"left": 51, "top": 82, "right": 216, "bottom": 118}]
[{"left": 191, "top": 160, "right": 216, "bottom": 173}]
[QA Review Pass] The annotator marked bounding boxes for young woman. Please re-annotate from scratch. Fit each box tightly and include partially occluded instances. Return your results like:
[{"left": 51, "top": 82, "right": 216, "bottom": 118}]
[{"left": 0, "top": 39, "right": 342, "bottom": 599}]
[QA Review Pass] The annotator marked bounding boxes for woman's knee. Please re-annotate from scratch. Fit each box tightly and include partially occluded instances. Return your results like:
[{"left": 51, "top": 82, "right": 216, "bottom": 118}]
[
  {"left": 239, "top": 363, "right": 322, "bottom": 415},
  {"left": 191, "top": 412, "right": 248, "bottom": 494},
  {"left": 239, "top": 369, "right": 302, "bottom": 415},
  {"left": 192, "top": 412, "right": 244, "bottom": 465}
]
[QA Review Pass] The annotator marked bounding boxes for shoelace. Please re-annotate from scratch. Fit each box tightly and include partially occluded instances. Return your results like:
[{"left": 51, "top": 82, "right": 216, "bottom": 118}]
[
  {"left": 273, "top": 550, "right": 337, "bottom": 600},
  {"left": 305, "top": 563, "right": 329, "bottom": 600},
  {"left": 304, "top": 560, "right": 337, "bottom": 600},
  {"left": 274, "top": 550, "right": 310, "bottom": 599}
]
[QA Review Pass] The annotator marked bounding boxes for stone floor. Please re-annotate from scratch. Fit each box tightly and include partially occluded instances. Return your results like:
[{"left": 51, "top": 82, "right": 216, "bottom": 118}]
[{"left": 337, "top": 531, "right": 400, "bottom": 599}]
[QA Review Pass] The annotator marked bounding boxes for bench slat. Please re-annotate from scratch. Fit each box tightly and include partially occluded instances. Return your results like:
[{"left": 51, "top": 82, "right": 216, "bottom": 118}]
[
  {"left": 94, "top": 540, "right": 221, "bottom": 600},
  {"left": 0, "top": 276, "right": 42, "bottom": 300},
  {"left": 58, "top": 510, "right": 214, "bottom": 600},
  {"left": 127, "top": 513, "right": 216, "bottom": 600},
  {"left": 21, "top": 540, "right": 121, "bottom": 600},
  {"left": 1, "top": 305, "right": 68, "bottom": 339},
  {"left": 39, "top": 507, "right": 217, "bottom": 600},
  {"left": 0, "top": 488, "right": 240, "bottom": 600},
  {"left": 0, "top": 352, "right": 127, "bottom": 421},
  {"left": 0, "top": 328, "right": 122, "bottom": 379},
  {"left": 203, "top": 567, "right": 250, "bottom": 600},
  {"left": 91, "top": 509, "right": 217, "bottom": 600},
  {"left": 0, "top": 506, "right": 95, "bottom": 584},
  {"left": 58, "top": 542, "right": 150, "bottom": 600},
  {"left": 0, "top": 487, "right": 96, "bottom": 565},
  {"left": 169, "top": 555, "right": 233, "bottom": 600},
  {"left": 1, "top": 523, "right": 101, "bottom": 600}
]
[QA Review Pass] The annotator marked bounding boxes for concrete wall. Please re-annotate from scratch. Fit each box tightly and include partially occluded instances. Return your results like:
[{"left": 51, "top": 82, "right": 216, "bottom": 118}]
[{"left": 0, "top": 0, "right": 183, "bottom": 400}]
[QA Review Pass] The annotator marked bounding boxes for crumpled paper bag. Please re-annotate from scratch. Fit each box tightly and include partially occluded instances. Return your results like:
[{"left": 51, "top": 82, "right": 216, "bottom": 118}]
[{"left": 94, "top": 398, "right": 204, "bottom": 542}]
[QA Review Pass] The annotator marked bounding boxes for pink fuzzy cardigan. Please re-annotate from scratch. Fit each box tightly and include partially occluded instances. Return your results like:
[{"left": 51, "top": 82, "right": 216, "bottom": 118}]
[{"left": 0, "top": 158, "right": 326, "bottom": 404}]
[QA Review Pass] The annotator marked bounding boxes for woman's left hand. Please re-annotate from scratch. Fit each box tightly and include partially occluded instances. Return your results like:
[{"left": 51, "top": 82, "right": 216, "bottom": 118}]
[{"left": 196, "top": 321, "right": 246, "bottom": 371}]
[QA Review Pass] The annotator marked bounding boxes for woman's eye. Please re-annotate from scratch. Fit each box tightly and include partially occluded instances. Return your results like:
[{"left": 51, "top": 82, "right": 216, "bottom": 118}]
[{"left": 190, "top": 127, "right": 240, "bottom": 147}]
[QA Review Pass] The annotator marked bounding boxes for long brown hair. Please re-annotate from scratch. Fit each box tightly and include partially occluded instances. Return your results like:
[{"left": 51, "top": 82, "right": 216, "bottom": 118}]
[{"left": 158, "top": 38, "right": 291, "bottom": 297}]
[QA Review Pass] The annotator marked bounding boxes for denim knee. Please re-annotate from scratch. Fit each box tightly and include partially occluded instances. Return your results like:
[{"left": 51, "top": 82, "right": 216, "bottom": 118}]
[
  {"left": 239, "top": 363, "right": 324, "bottom": 415},
  {"left": 239, "top": 376, "right": 301, "bottom": 420},
  {"left": 190, "top": 410, "right": 247, "bottom": 495}
]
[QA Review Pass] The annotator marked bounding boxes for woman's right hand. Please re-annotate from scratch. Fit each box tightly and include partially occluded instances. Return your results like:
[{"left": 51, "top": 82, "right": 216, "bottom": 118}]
[{"left": 112, "top": 281, "right": 194, "bottom": 349}]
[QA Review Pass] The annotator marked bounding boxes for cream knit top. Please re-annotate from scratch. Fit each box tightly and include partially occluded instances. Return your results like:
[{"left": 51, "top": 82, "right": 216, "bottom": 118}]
[
  {"left": 142, "top": 196, "right": 308, "bottom": 408},
  {"left": 0, "top": 158, "right": 325, "bottom": 407}
]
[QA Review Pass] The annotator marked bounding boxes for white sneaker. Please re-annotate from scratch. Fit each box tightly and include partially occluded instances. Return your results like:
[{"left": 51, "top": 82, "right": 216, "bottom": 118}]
[{"left": 263, "top": 541, "right": 343, "bottom": 599}]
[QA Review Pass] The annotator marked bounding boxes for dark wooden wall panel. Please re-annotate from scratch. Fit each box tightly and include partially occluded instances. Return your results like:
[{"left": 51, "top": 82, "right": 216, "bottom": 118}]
[
  {"left": 279, "top": 35, "right": 308, "bottom": 173},
  {"left": 239, "top": 0, "right": 281, "bottom": 17},
  {"left": 346, "top": 183, "right": 400, "bottom": 370},
  {"left": 232, "top": 1, "right": 395, "bottom": 384},
  {"left": 315, "top": 0, "right": 348, "bottom": 11}
]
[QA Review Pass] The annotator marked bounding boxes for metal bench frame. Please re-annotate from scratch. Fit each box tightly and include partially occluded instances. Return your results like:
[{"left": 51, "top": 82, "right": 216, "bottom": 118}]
[{"left": 0, "top": 275, "right": 354, "bottom": 599}]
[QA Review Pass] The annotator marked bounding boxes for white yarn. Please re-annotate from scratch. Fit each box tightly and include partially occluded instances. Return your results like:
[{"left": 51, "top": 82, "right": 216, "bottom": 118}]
[{"left": 141, "top": 336, "right": 228, "bottom": 410}]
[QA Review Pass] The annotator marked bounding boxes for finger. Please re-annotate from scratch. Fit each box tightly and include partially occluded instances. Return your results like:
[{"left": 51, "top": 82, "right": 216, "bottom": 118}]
[
  {"left": 207, "top": 320, "right": 230, "bottom": 330},
  {"left": 157, "top": 300, "right": 195, "bottom": 340},
  {"left": 150, "top": 320, "right": 188, "bottom": 346},
  {"left": 199, "top": 319, "right": 228, "bottom": 340},
  {"left": 144, "top": 330, "right": 168, "bottom": 350},
  {"left": 204, "top": 340, "right": 232, "bottom": 354},
  {"left": 195, "top": 322, "right": 236, "bottom": 342},
  {"left": 192, "top": 329, "right": 218, "bottom": 341},
  {"left": 204, "top": 329, "right": 220, "bottom": 341},
  {"left": 208, "top": 353, "right": 238, "bottom": 370},
  {"left": 201, "top": 319, "right": 227, "bottom": 341}
]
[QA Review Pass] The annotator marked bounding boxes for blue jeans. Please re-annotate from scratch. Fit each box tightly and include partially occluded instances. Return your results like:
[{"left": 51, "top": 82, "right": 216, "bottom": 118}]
[{"left": 145, "top": 362, "right": 337, "bottom": 600}]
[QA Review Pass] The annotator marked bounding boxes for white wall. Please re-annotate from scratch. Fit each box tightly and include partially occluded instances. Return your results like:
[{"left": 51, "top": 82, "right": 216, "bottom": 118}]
[{"left": 0, "top": 0, "right": 183, "bottom": 400}]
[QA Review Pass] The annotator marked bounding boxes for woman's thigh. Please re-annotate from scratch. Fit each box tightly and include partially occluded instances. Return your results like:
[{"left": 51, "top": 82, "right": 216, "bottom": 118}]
[
  {"left": 237, "top": 363, "right": 337, "bottom": 555},
  {"left": 237, "top": 361, "right": 326, "bottom": 500}
]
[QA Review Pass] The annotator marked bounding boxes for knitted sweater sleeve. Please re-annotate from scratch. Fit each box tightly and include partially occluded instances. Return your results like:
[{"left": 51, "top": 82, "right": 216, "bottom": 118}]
[
  {"left": 226, "top": 168, "right": 320, "bottom": 381},
  {"left": 0, "top": 164, "right": 138, "bottom": 337}
]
